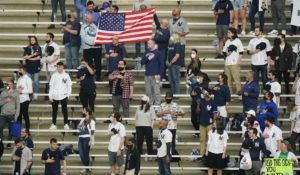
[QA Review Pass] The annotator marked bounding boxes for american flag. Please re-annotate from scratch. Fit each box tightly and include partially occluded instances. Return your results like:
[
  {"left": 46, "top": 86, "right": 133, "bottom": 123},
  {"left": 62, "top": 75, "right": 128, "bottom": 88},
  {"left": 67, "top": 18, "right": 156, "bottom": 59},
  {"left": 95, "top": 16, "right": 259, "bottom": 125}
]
[{"left": 94, "top": 8, "right": 155, "bottom": 44}]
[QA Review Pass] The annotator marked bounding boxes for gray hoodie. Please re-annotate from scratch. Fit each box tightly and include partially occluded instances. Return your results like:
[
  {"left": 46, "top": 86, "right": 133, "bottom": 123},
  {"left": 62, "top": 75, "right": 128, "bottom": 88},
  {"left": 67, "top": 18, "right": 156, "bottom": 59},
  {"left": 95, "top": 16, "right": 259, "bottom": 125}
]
[{"left": 0, "top": 89, "right": 20, "bottom": 117}]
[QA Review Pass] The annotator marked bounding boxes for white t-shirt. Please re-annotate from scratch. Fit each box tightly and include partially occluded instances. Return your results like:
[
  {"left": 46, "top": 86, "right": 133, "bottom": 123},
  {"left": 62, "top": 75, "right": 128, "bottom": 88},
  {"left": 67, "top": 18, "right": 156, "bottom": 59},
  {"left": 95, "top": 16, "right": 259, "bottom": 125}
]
[
  {"left": 223, "top": 38, "right": 244, "bottom": 66},
  {"left": 295, "top": 79, "right": 300, "bottom": 105},
  {"left": 266, "top": 81, "right": 281, "bottom": 107},
  {"left": 247, "top": 37, "right": 271, "bottom": 66},
  {"left": 274, "top": 151, "right": 298, "bottom": 164},
  {"left": 263, "top": 125, "right": 282, "bottom": 157},
  {"left": 48, "top": 71, "right": 72, "bottom": 100},
  {"left": 16, "top": 74, "right": 33, "bottom": 103},
  {"left": 290, "top": 107, "right": 300, "bottom": 133},
  {"left": 41, "top": 42, "right": 60, "bottom": 72},
  {"left": 158, "top": 102, "right": 184, "bottom": 130},
  {"left": 108, "top": 122, "right": 126, "bottom": 152},
  {"left": 157, "top": 128, "right": 173, "bottom": 158},
  {"left": 207, "top": 129, "right": 229, "bottom": 154}
]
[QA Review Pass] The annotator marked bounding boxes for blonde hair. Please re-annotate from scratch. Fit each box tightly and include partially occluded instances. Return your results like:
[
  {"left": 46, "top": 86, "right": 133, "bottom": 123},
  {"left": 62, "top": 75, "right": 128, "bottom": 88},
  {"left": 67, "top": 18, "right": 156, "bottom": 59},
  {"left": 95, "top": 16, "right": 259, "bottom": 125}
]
[{"left": 171, "top": 33, "right": 181, "bottom": 44}]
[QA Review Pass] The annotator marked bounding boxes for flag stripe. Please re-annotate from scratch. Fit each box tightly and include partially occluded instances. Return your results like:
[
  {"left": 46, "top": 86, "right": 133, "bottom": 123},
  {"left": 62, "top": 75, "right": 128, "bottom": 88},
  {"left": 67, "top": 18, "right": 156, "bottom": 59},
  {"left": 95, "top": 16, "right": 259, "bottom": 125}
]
[{"left": 95, "top": 8, "right": 155, "bottom": 44}]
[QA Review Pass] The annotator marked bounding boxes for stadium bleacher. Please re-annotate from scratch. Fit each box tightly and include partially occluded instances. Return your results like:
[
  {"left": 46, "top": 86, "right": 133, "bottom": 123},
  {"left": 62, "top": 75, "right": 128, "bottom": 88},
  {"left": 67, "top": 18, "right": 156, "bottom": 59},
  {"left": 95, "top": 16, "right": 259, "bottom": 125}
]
[{"left": 0, "top": 0, "right": 300, "bottom": 174}]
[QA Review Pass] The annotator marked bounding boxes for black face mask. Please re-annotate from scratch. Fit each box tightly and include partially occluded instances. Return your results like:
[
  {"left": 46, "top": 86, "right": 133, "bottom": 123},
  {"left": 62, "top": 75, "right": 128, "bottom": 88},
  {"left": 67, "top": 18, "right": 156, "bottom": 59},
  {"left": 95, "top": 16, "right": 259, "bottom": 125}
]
[
  {"left": 118, "top": 67, "right": 124, "bottom": 71},
  {"left": 265, "top": 124, "right": 269, "bottom": 128},
  {"left": 166, "top": 99, "right": 172, "bottom": 104},
  {"left": 268, "top": 78, "right": 272, "bottom": 81},
  {"left": 46, "top": 40, "right": 51, "bottom": 44},
  {"left": 82, "top": 114, "right": 86, "bottom": 118},
  {"left": 18, "top": 72, "right": 23, "bottom": 76},
  {"left": 263, "top": 96, "right": 267, "bottom": 101},
  {"left": 126, "top": 145, "right": 133, "bottom": 150},
  {"left": 67, "top": 14, "right": 72, "bottom": 18},
  {"left": 141, "top": 101, "right": 147, "bottom": 105}
]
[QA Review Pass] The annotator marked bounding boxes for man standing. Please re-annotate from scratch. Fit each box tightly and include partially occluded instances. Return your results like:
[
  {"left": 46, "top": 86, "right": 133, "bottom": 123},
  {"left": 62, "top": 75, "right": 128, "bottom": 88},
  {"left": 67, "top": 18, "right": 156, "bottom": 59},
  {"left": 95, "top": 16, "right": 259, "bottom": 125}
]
[
  {"left": 62, "top": 10, "right": 81, "bottom": 70},
  {"left": 156, "top": 119, "right": 172, "bottom": 175},
  {"left": 124, "top": 138, "right": 141, "bottom": 175},
  {"left": 289, "top": 103, "right": 300, "bottom": 153},
  {"left": 17, "top": 66, "right": 33, "bottom": 133},
  {"left": 75, "top": 0, "right": 100, "bottom": 25},
  {"left": 257, "top": 91, "right": 278, "bottom": 130},
  {"left": 0, "top": 80, "right": 20, "bottom": 143},
  {"left": 262, "top": 116, "right": 282, "bottom": 157},
  {"left": 156, "top": 92, "right": 184, "bottom": 153},
  {"left": 108, "top": 112, "right": 126, "bottom": 175},
  {"left": 242, "top": 71, "right": 259, "bottom": 116},
  {"left": 109, "top": 60, "right": 134, "bottom": 121},
  {"left": 141, "top": 39, "right": 164, "bottom": 105},
  {"left": 265, "top": 70, "right": 281, "bottom": 107},
  {"left": 247, "top": 26, "right": 271, "bottom": 89},
  {"left": 169, "top": 7, "right": 189, "bottom": 68},
  {"left": 41, "top": 138, "right": 67, "bottom": 175},
  {"left": 48, "top": 0, "right": 66, "bottom": 29},
  {"left": 80, "top": 14, "right": 102, "bottom": 81},
  {"left": 198, "top": 90, "right": 217, "bottom": 155},
  {"left": 268, "top": 0, "right": 286, "bottom": 35},
  {"left": 242, "top": 128, "right": 267, "bottom": 175},
  {"left": 214, "top": 0, "right": 233, "bottom": 58},
  {"left": 49, "top": 62, "right": 72, "bottom": 130},
  {"left": 76, "top": 59, "right": 96, "bottom": 111},
  {"left": 12, "top": 138, "right": 32, "bottom": 175}
]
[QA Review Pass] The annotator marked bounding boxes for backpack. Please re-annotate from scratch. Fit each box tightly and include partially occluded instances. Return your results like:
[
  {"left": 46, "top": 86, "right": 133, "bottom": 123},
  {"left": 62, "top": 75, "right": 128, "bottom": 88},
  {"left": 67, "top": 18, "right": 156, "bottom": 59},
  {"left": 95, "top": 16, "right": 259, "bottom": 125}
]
[{"left": 230, "top": 113, "right": 243, "bottom": 131}]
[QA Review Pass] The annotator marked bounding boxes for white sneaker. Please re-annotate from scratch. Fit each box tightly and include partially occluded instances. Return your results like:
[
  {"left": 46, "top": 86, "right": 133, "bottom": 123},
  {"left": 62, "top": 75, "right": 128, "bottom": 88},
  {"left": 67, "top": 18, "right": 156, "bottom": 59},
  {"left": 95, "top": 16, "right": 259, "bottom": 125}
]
[
  {"left": 240, "top": 31, "right": 246, "bottom": 35},
  {"left": 248, "top": 31, "right": 255, "bottom": 35},
  {"left": 64, "top": 124, "right": 69, "bottom": 130},
  {"left": 144, "top": 153, "right": 148, "bottom": 162},
  {"left": 33, "top": 93, "right": 38, "bottom": 100},
  {"left": 80, "top": 169, "right": 87, "bottom": 173},
  {"left": 49, "top": 124, "right": 57, "bottom": 130},
  {"left": 281, "top": 30, "right": 286, "bottom": 35},
  {"left": 268, "top": 30, "right": 278, "bottom": 35}
]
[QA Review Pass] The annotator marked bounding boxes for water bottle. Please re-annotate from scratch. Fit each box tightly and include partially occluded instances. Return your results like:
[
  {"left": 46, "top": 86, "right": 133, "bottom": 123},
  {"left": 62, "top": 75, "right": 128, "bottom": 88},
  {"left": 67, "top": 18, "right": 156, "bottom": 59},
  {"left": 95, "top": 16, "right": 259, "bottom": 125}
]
[{"left": 180, "top": 136, "right": 184, "bottom": 142}]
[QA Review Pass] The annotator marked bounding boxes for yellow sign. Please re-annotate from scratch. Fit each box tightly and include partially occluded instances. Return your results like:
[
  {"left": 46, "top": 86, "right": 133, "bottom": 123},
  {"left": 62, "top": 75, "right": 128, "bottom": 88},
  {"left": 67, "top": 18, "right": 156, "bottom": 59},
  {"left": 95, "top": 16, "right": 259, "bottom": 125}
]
[{"left": 265, "top": 158, "right": 293, "bottom": 175}]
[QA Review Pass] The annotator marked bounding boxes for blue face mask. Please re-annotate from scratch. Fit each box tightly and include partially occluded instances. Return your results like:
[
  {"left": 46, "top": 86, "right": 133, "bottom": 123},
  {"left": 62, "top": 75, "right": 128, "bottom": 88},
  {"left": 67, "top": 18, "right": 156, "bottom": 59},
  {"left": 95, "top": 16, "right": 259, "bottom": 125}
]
[
  {"left": 109, "top": 116, "right": 113, "bottom": 122},
  {"left": 196, "top": 79, "right": 200, "bottom": 83}
]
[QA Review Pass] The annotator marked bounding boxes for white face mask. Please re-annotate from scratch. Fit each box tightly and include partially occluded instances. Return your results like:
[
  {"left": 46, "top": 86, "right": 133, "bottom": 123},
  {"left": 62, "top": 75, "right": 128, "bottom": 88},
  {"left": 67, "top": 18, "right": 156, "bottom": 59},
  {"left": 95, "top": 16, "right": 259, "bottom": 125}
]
[{"left": 191, "top": 54, "right": 196, "bottom": 59}]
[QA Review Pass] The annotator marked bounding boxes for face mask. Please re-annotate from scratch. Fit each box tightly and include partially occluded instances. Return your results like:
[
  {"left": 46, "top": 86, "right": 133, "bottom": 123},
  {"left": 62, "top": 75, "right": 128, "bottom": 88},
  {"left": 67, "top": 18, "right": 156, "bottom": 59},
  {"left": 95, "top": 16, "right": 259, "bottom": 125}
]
[
  {"left": 170, "top": 37, "right": 174, "bottom": 41},
  {"left": 67, "top": 14, "right": 72, "bottom": 18},
  {"left": 118, "top": 67, "right": 124, "bottom": 71},
  {"left": 263, "top": 96, "right": 267, "bottom": 101},
  {"left": 141, "top": 101, "right": 147, "bottom": 105},
  {"left": 18, "top": 72, "right": 23, "bottom": 76},
  {"left": 166, "top": 99, "right": 172, "bottom": 104},
  {"left": 196, "top": 79, "right": 200, "bottom": 83},
  {"left": 265, "top": 124, "right": 269, "bottom": 128},
  {"left": 200, "top": 94, "right": 204, "bottom": 99},
  {"left": 6, "top": 86, "right": 10, "bottom": 90},
  {"left": 191, "top": 54, "right": 196, "bottom": 59},
  {"left": 217, "top": 78, "right": 220, "bottom": 82},
  {"left": 268, "top": 78, "right": 272, "bottom": 81},
  {"left": 45, "top": 40, "right": 50, "bottom": 44},
  {"left": 126, "top": 145, "right": 133, "bottom": 150},
  {"left": 109, "top": 116, "right": 113, "bottom": 122},
  {"left": 246, "top": 77, "right": 249, "bottom": 82},
  {"left": 82, "top": 113, "right": 86, "bottom": 118}
]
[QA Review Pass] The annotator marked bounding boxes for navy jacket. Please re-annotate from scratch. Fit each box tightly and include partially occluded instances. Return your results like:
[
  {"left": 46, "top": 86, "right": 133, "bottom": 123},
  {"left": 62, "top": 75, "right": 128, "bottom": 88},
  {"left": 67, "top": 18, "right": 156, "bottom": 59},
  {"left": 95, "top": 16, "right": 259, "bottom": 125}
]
[
  {"left": 242, "top": 80, "right": 260, "bottom": 110},
  {"left": 213, "top": 84, "right": 231, "bottom": 106},
  {"left": 242, "top": 137, "right": 267, "bottom": 161},
  {"left": 141, "top": 49, "right": 164, "bottom": 76},
  {"left": 153, "top": 14, "right": 170, "bottom": 51}
]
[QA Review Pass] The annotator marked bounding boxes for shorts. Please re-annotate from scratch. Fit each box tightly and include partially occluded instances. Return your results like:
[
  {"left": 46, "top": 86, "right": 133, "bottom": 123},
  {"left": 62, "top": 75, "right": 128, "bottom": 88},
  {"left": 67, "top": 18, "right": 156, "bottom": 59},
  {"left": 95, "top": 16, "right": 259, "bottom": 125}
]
[
  {"left": 216, "top": 25, "right": 229, "bottom": 39},
  {"left": 212, "top": 0, "right": 218, "bottom": 10},
  {"left": 233, "top": 0, "right": 245, "bottom": 10},
  {"left": 217, "top": 106, "right": 228, "bottom": 118},
  {"left": 108, "top": 150, "right": 124, "bottom": 166}
]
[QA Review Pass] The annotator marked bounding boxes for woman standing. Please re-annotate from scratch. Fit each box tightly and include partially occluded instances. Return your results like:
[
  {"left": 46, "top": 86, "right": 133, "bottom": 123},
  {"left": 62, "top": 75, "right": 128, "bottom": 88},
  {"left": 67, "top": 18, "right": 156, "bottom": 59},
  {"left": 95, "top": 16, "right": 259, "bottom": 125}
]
[
  {"left": 135, "top": 95, "right": 156, "bottom": 156},
  {"left": 166, "top": 33, "right": 181, "bottom": 95},
  {"left": 23, "top": 36, "right": 42, "bottom": 100},
  {"left": 78, "top": 107, "right": 96, "bottom": 173},
  {"left": 206, "top": 119, "right": 229, "bottom": 175},
  {"left": 233, "top": 0, "right": 247, "bottom": 35},
  {"left": 186, "top": 49, "right": 201, "bottom": 87}
]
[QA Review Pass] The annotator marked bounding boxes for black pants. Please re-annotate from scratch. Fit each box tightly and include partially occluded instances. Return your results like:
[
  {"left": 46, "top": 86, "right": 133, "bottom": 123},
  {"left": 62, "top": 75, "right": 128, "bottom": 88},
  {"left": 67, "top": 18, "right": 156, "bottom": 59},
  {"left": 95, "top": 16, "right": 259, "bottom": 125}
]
[
  {"left": 136, "top": 126, "right": 153, "bottom": 154},
  {"left": 290, "top": 132, "right": 300, "bottom": 153},
  {"left": 18, "top": 101, "right": 30, "bottom": 131},
  {"left": 169, "top": 129, "right": 176, "bottom": 153},
  {"left": 0, "top": 115, "right": 13, "bottom": 140},
  {"left": 277, "top": 70, "right": 290, "bottom": 94},
  {"left": 191, "top": 103, "right": 199, "bottom": 131},
  {"left": 79, "top": 88, "right": 96, "bottom": 112},
  {"left": 52, "top": 97, "right": 68, "bottom": 125},
  {"left": 83, "top": 48, "right": 102, "bottom": 81}
]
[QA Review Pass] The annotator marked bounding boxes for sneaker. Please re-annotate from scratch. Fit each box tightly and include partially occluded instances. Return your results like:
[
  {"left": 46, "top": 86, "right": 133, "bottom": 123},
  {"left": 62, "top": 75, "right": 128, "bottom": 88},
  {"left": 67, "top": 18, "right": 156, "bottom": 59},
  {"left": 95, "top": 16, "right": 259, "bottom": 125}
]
[
  {"left": 281, "top": 30, "right": 286, "bottom": 35},
  {"left": 64, "top": 124, "right": 70, "bottom": 130},
  {"left": 145, "top": 153, "right": 148, "bottom": 162},
  {"left": 248, "top": 31, "right": 255, "bottom": 35},
  {"left": 33, "top": 93, "right": 38, "bottom": 100},
  {"left": 49, "top": 124, "right": 57, "bottom": 130},
  {"left": 6, "top": 143, "right": 11, "bottom": 148},
  {"left": 215, "top": 54, "right": 224, "bottom": 59},
  {"left": 192, "top": 133, "right": 200, "bottom": 138},
  {"left": 80, "top": 169, "right": 87, "bottom": 173},
  {"left": 47, "top": 24, "right": 55, "bottom": 29},
  {"left": 161, "top": 78, "right": 166, "bottom": 82},
  {"left": 240, "top": 30, "right": 246, "bottom": 35},
  {"left": 268, "top": 29, "right": 278, "bottom": 35}
]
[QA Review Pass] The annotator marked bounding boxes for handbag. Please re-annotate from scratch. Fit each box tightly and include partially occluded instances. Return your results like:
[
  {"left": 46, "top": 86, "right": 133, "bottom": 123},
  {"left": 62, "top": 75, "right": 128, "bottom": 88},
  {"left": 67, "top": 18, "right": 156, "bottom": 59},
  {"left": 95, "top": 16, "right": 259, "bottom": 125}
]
[
  {"left": 10, "top": 121, "right": 21, "bottom": 138},
  {"left": 240, "top": 152, "right": 252, "bottom": 170}
]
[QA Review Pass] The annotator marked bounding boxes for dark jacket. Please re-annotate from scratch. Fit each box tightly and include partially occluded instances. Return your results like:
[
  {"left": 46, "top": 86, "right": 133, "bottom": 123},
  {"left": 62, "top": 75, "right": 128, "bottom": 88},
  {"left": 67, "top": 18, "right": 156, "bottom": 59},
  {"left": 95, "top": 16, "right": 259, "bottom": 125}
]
[
  {"left": 153, "top": 14, "right": 170, "bottom": 51},
  {"left": 125, "top": 148, "right": 140, "bottom": 175},
  {"left": 187, "top": 59, "right": 201, "bottom": 76},
  {"left": 271, "top": 42, "right": 293, "bottom": 71},
  {"left": 242, "top": 137, "right": 267, "bottom": 161},
  {"left": 242, "top": 80, "right": 260, "bottom": 110}
]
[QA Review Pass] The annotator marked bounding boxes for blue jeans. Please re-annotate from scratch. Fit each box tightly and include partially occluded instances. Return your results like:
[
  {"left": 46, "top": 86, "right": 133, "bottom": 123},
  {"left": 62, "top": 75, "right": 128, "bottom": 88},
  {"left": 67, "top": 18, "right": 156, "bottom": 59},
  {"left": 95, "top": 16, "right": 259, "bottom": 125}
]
[
  {"left": 251, "top": 64, "right": 267, "bottom": 89},
  {"left": 158, "top": 156, "right": 172, "bottom": 175},
  {"left": 78, "top": 137, "right": 90, "bottom": 166},
  {"left": 159, "top": 47, "right": 168, "bottom": 79},
  {"left": 221, "top": 117, "right": 229, "bottom": 128},
  {"left": 27, "top": 72, "right": 39, "bottom": 94},
  {"left": 249, "top": 2, "right": 265, "bottom": 31},
  {"left": 51, "top": 0, "right": 66, "bottom": 22},
  {"left": 65, "top": 43, "right": 80, "bottom": 69},
  {"left": 74, "top": 0, "right": 86, "bottom": 22},
  {"left": 135, "top": 41, "right": 148, "bottom": 57},
  {"left": 168, "top": 65, "right": 181, "bottom": 94}
]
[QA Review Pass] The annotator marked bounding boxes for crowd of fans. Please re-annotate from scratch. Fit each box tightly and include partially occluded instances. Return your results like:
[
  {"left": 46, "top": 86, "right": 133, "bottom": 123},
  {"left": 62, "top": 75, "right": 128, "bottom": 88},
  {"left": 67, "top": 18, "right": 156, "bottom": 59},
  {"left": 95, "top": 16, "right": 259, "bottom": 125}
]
[{"left": 0, "top": 0, "right": 300, "bottom": 175}]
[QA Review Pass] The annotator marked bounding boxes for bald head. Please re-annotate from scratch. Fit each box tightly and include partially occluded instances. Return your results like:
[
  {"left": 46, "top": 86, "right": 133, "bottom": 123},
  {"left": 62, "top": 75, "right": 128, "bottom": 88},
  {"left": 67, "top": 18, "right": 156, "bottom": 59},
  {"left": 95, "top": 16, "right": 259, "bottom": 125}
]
[
  {"left": 85, "top": 14, "right": 93, "bottom": 24},
  {"left": 161, "top": 19, "right": 169, "bottom": 29},
  {"left": 172, "top": 7, "right": 181, "bottom": 17}
]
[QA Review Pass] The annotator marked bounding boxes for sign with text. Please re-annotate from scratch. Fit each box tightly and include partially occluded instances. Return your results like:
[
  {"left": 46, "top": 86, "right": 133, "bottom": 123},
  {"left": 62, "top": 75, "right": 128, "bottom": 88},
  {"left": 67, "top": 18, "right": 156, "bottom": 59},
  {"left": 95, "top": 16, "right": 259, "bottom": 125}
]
[{"left": 265, "top": 158, "right": 293, "bottom": 175}]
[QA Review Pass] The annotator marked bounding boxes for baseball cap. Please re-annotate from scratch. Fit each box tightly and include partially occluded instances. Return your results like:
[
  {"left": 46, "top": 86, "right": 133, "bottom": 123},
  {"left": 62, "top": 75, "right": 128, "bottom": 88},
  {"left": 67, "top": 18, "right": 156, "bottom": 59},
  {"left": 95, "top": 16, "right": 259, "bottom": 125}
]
[
  {"left": 102, "top": 2, "right": 110, "bottom": 8},
  {"left": 265, "top": 116, "right": 274, "bottom": 124},
  {"left": 165, "top": 92, "right": 173, "bottom": 98},
  {"left": 141, "top": 95, "right": 150, "bottom": 103},
  {"left": 246, "top": 110, "right": 256, "bottom": 117},
  {"left": 56, "top": 61, "right": 64, "bottom": 66}
]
